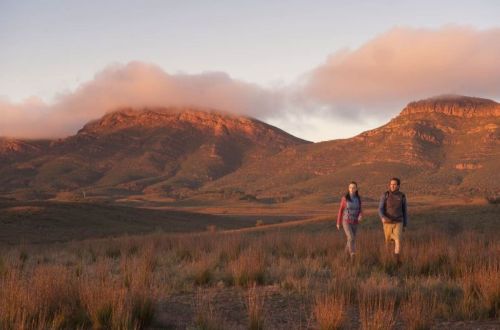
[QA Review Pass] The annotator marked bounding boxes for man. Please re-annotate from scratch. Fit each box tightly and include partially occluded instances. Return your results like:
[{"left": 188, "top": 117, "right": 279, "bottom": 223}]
[{"left": 378, "top": 177, "right": 408, "bottom": 265}]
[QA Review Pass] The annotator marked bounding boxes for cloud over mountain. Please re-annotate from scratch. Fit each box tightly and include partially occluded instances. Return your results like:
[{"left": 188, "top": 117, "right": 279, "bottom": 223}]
[
  {"left": 0, "top": 62, "right": 283, "bottom": 138},
  {"left": 303, "top": 26, "right": 500, "bottom": 116},
  {"left": 1, "top": 26, "right": 500, "bottom": 140}
]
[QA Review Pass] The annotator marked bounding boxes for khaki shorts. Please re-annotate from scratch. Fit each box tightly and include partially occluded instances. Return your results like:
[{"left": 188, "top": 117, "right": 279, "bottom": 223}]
[{"left": 383, "top": 222, "right": 403, "bottom": 241}]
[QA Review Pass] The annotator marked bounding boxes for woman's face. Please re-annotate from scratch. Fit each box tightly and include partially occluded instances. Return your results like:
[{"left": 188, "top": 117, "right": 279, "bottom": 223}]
[{"left": 348, "top": 183, "right": 357, "bottom": 195}]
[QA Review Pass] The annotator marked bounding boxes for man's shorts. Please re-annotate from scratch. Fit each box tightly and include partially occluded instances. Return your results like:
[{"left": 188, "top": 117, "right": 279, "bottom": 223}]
[{"left": 383, "top": 222, "right": 403, "bottom": 241}]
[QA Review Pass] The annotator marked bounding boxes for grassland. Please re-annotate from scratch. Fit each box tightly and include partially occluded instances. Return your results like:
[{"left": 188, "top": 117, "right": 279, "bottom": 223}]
[
  {"left": 0, "top": 201, "right": 498, "bottom": 329},
  {"left": 0, "top": 200, "right": 300, "bottom": 245}
]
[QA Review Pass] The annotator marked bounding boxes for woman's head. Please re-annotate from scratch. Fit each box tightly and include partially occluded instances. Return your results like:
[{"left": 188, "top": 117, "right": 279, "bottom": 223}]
[
  {"left": 348, "top": 181, "right": 358, "bottom": 195},
  {"left": 345, "top": 181, "right": 359, "bottom": 201}
]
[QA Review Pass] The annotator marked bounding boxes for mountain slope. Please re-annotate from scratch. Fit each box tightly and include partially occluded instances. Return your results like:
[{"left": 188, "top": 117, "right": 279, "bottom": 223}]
[
  {"left": 204, "top": 95, "right": 500, "bottom": 199},
  {"left": 1, "top": 96, "right": 499, "bottom": 202},
  {"left": 0, "top": 107, "right": 309, "bottom": 198}
]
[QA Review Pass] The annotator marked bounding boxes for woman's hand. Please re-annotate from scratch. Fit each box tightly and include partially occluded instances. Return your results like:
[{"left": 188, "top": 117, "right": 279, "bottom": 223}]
[{"left": 336, "top": 224, "right": 340, "bottom": 230}]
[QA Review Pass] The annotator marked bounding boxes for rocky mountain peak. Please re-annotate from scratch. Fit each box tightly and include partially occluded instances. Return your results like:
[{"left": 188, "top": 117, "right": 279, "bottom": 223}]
[
  {"left": 400, "top": 95, "right": 500, "bottom": 118},
  {"left": 78, "top": 107, "right": 214, "bottom": 133},
  {"left": 77, "top": 107, "right": 309, "bottom": 145}
]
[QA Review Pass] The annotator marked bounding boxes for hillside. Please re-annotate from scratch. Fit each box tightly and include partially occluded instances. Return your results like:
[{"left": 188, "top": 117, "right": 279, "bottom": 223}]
[
  {"left": 204, "top": 95, "right": 500, "bottom": 199},
  {"left": 0, "top": 96, "right": 499, "bottom": 202},
  {"left": 0, "top": 107, "right": 309, "bottom": 200}
]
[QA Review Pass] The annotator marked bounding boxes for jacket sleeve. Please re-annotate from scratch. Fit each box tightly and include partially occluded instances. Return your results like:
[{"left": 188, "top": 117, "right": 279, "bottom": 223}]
[
  {"left": 402, "top": 195, "right": 408, "bottom": 227},
  {"left": 359, "top": 197, "right": 363, "bottom": 217},
  {"left": 337, "top": 197, "right": 346, "bottom": 225},
  {"left": 378, "top": 194, "right": 386, "bottom": 220}
]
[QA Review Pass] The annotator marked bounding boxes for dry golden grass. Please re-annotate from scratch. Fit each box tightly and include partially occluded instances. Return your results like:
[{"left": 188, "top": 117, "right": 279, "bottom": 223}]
[
  {"left": 359, "top": 291, "right": 396, "bottom": 330},
  {"left": 0, "top": 205, "right": 499, "bottom": 328},
  {"left": 246, "top": 283, "right": 265, "bottom": 330},
  {"left": 400, "top": 290, "right": 437, "bottom": 330},
  {"left": 0, "top": 245, "right": 156, "bottom": 329},
  {"left": 313, "top": 292, "right": 346, "bottom": 330},
  {"left": 357, "top": 274, "right": 398, "bottom": 330},
  {"left": 194, "top": 289, "right": 223, "bottom": 330},
  {"left": 229, "top": 248, "right": 266, "bottom": 287}
]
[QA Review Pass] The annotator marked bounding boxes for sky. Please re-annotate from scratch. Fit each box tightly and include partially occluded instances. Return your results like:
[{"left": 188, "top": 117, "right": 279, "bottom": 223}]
[{"left": 1, "top": 0, "right": 500, "bottom": 141}]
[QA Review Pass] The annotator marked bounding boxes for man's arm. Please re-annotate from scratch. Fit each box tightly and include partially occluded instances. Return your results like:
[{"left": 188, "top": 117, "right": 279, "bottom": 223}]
[
  {"left": 378, "top": 194, "right": 386, "bottom": 222},
  {"left": 358, "top": 197, "right": 363, "bottom": 220},
  {"left": 402, "top": 195, "right": 408, "bottom": 227}
]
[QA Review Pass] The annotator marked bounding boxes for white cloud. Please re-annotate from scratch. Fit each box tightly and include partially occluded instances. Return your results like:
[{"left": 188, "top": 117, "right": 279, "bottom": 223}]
[
  {"left": 303, "top": 25, "right": 500, "bottom": 116},
  {"left": 0, "top": 62, "right": 283, "bottom": 138},
  {"left": 2, "top": 26, "right": 500, "bottom": 140}
]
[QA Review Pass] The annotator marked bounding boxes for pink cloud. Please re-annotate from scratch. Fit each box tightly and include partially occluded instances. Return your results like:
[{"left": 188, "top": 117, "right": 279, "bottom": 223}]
[
  {"left": 0, "top": 62, "right": 282, "bottom": 139},
  {"left": 0, "top": 96, "right": 52, "bottom": 139},
  {"left": 2, "top": 26, "right": 500, "bottom": 140},
  {"left": 304, "top": 26, "right": 500, "bottom": 112}
]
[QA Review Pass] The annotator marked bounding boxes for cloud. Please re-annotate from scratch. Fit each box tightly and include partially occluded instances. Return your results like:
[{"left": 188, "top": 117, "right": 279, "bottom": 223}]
[
  {"left": 0, "top": 96, "right": 52, "bottom": 139},
  {"left": 2, "top": 26, "right": 500, "bottom": 140},
  {"left": 0, "top": 62, "right": 283, "bottom": 138},
  {"left": 303, "top": 25, "right": 500, "bottom": 117}
]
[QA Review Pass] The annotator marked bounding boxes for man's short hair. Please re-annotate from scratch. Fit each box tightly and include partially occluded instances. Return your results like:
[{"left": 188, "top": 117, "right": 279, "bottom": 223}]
[{"left": 390, "top": 177, "right": 401, "bottom": 185}]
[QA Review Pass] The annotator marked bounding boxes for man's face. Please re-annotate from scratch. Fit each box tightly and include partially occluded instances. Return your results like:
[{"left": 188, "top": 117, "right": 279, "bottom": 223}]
[{"left": 389, "top": 180, "right": 399, "bottom": 192}]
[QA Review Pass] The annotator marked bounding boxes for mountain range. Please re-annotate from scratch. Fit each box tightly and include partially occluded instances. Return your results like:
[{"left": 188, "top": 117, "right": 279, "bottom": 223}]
[{"left": 1, "top": 95, "right": 499, "bottom": 202}]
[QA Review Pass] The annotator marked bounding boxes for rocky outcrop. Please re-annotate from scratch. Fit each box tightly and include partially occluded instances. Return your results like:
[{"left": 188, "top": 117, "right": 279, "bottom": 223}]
[
  {"left": 78, "top": 108, "right": 309, "bottom": 146},
  {"left": 400, "top": 95, "right": 500, "bottom": 118},
  {"left": 455, "top": 163, "right": 483, "bottom": 170},
  {"left": 0, "top": 139, "right": 40, "bottom": 154},
  {"left": 0, "top": 139, "right": 49, "bottom": 162}
]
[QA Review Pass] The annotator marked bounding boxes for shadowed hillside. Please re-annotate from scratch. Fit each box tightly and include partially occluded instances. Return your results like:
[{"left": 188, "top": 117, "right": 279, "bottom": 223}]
[
  {"left": 0, "top": 95, "right": 499, "bottom": 203},
  {"left": 0, "top": 108, "right": 309, "bottom": 200},
  {"left": 205, "top": 95, "right": 500, "bottom": 199}
]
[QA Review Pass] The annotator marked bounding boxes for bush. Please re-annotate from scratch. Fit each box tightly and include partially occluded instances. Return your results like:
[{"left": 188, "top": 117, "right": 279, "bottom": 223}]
[{"left": 486, "top": 195, "right": 500, "bottom": 204}]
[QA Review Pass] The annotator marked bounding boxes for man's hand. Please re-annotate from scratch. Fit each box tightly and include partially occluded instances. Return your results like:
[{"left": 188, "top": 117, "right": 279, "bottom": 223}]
[{"left": 358, "top": 215, "right": 363, "bottom": 222}]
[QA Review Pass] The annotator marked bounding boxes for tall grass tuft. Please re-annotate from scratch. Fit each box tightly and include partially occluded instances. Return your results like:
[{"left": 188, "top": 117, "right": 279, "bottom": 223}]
[
  {"left": 400, "top": 290, "right": 437, "bottom": 330},
  {"left": 246, "top": 283, "right": 265, "bottom": 330},
  {"left": 229, "top": 248, "right": 266, "bottom": 287},
  {"left": 194, "top": 289, "right": 224, "bottom": 330},
  {"left": 313, "top": 293, "right": 346, "bottom": 330},
  {"left": 358, "top": 286, "right": 397, "bottom": 330}
]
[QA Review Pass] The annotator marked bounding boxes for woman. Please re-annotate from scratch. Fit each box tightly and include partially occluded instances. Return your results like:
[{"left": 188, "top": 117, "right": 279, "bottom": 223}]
[{"left": 336, "top": 181, "right": 363, "bottom": 259}]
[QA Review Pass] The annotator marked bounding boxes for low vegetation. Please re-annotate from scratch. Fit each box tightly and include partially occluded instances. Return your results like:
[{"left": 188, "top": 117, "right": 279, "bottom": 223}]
[{"left": 0, "top": 204, "right": 499, "bottom": 329}]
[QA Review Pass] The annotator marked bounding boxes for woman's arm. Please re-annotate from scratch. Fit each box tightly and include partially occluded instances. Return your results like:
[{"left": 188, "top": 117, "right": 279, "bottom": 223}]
[{"left": 336, "top": 197, "right": 346, "bottom": 227}]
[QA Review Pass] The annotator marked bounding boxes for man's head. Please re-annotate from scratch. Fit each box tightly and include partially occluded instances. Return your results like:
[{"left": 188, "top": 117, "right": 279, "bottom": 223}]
[{"left": 389, "top": 177, "right": 400, "bottom": 192}]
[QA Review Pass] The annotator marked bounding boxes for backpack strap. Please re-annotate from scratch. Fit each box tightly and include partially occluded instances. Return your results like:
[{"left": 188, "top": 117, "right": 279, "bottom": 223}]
[{"left": 383, "top": 191, "right": 389, "bottom": 213}]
